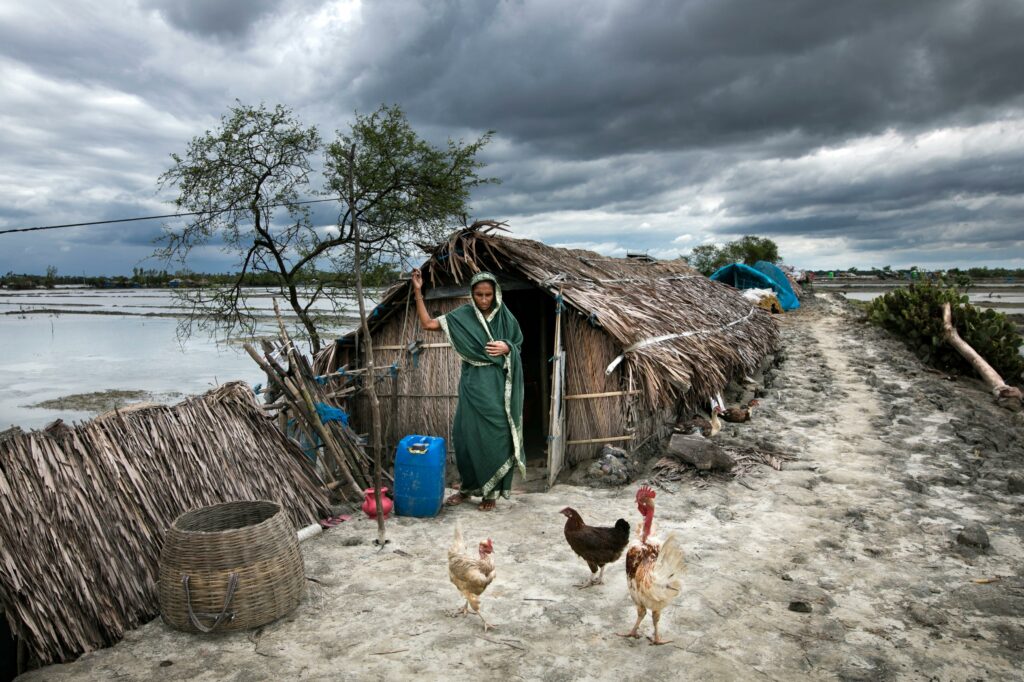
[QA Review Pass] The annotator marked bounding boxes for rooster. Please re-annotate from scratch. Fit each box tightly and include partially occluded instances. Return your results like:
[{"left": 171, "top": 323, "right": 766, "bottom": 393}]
[
  {"left": 447, "top": 520, "right": 497, "bottom": 630},
  {"left": 560, "top": 508, "right": 630, "bottom": 588},
  {"left": 619, "top": 485, "right": 686, "bottom": 645},
  {"left": 721, "top": 398, "right": 759, "bottom": 423}
]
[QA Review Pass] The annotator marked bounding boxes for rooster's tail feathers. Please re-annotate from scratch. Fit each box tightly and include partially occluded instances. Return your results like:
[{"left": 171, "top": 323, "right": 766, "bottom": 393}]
[
  {"left": 450, "top": 519, "right": 465, "bottom": 554},
  {"left": 657, "top": 532, "right": 687, "bottom": 577}
]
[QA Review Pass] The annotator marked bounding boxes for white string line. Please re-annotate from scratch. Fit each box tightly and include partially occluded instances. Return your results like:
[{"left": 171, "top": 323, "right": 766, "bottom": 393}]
[{"left": 605, "top": 307, "right": 757, "bottom": 375}]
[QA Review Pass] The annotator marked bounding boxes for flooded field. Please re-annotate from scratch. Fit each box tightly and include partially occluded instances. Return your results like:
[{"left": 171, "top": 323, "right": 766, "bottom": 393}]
[
  {"left": 814, "top": 279, "right": 1024, "bottom": 315},
  {"left": 0, "top": 288, "right": 365, "bottom": 431},
  {"left": 830, "top": 288, "right": 1024, "bottom": 313}
]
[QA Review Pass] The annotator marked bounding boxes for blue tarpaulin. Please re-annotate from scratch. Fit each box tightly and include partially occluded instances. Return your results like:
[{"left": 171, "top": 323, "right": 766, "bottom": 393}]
[{"left": 710, "top": 262, "right": 800, "bottom": 311}]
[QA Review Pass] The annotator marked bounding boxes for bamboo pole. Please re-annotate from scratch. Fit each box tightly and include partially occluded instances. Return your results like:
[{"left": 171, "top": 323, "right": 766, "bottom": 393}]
[
  {"left": 245, "top": 340, "right": 362, "bottom": 499},
  {"left": 283, "top": 375, "right": 364, "bottom": 500},
  {"left": 348, "top": 143, "right": 387, "bottom": 546},
  {"left": 941, "top": 302, "right": 1022, "bottom": 411},
  {"left": 565, "top": 435, "right": 634, "bottom": 445},
  {"left": 564, "top": 390, "right": 641, "bottom": 400}
]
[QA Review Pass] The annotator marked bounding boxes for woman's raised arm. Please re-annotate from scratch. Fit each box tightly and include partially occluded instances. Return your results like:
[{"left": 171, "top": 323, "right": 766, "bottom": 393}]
[{"left": 411, "top": 268, "right": 441, "bottom": 331}]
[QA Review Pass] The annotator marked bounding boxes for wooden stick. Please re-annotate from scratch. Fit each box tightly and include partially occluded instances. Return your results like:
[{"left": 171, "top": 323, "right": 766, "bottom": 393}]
[
  {"left": 283, "top": 375, "right": 363, "bottom": 500},
  {"left": 373, "top": 343, "right": 451, "bottom": 350},
  {"left": 565, "top": 435, "right": 635, "bottom": 445},
  {"left": 564, "top": 390, "right": 641, "bottom": 400},
  {"left": 381, "top": 393, "right": 460, "bottom": 399},
  {"left": 941, "top": 302, "right": 1022, "bottom": 410},
  {"left": 260, "top": 313, "right": 365, "bottom": 499},
  {"left": 17, "top": 635, "right": 27, "bottom": 675}
]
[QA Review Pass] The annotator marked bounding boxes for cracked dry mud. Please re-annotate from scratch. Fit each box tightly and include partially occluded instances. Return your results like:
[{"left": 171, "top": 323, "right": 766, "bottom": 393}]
[{"left": 23, "top": 295, "right": 1024, "bottom": 681}]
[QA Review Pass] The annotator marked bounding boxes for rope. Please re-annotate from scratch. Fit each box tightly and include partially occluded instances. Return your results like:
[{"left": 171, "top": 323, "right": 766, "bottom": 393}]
[
  {"left": 605, "top": 307, "right": 758, "bottom": 375},
  {"left": 182, "top": 572, "right": 239, "bottom": 633}
]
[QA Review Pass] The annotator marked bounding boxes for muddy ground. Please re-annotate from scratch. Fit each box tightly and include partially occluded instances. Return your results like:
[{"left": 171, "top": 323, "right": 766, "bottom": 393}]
[
  {"left": 21, "top": 294, "right": 1024, "bottom": 681},
  {"left": 27, "top": 389, "right": 183, "bottom": 413}
]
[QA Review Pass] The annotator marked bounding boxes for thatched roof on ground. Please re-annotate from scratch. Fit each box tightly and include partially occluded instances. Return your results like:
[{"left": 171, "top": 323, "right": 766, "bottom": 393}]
[
  {"left": 0, "top": 383, "right": 330, "bottom": 666},
  {"left": 369, "top": 225, "right": 779, "bottom": 410}
]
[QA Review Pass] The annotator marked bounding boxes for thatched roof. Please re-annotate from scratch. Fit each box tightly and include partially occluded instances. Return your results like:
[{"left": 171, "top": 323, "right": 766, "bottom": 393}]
[
  {"left": 0, "top": 383, "right": 330, "bottom": 666},
  {"left": 371, "top": 225, "right": 779, "bottom": 410}
]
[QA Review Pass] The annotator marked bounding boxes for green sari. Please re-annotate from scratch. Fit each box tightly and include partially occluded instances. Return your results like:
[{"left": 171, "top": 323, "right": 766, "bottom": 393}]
[{"left": 437, "top": 272, "right": 525, "bottom": 500}]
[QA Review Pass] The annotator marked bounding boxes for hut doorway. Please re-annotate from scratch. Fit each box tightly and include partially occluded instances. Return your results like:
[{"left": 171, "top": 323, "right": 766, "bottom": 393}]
[
  {"left": 501, "top": 288, "right": 557, "bottom": 466},
  {"left": 0, "top": 615, "right": 19, "bottom": 681}
]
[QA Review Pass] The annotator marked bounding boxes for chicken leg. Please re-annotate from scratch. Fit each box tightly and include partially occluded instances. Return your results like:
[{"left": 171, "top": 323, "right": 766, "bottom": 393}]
[
  {"left": 617, "top": 605, "right": 647, "bottom": 639},
  {"left": 647, "top": 610, "right": 672, "bottom": 645},
  {"left": 472, "top": 607, "right": 495, "bottom": 632},
  {"left": 577, "top": 565, "right": 608, "bottom": 589}
]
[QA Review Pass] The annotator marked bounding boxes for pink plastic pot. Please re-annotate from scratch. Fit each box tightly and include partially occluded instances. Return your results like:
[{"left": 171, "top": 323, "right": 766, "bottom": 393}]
[{"left": 361, "top": 487, "right": 393, "bottom": 519}]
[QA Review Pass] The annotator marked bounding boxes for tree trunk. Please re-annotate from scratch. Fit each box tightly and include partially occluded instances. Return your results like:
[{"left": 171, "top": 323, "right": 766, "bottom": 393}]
[
  {"left": 941, "top": 302, "right": 1022, "bottom": 411},
  {"left": 286, "top": 281, "right": 322, "bottom": 354},
  {"left": 350, "top": 144, "right": 388, "bottom": 545}
]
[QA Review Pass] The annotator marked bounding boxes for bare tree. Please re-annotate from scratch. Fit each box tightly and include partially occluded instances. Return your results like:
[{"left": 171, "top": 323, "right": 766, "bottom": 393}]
[{"left": 157, "top": 101, "right": 339, "bottom": 351}]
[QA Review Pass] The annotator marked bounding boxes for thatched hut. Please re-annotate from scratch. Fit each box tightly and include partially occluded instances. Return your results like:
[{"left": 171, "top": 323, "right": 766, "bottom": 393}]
[{"left": 320, "top": 225, "right": 779, "bottom": 485}]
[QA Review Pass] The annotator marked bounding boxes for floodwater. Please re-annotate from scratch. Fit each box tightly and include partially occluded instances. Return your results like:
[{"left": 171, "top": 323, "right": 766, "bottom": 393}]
[
  {"left": 835, "top": 289, "right": 1024, "bottom": 314},
  {"left": 0, "top": 288, "right": 365, "bottom": 431}
]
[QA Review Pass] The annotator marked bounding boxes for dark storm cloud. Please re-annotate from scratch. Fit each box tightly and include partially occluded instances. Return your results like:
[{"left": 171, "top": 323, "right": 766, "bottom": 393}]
[
  {"left": 346, "top": 0, "right": 1024, "bottom": 157},
  {"left": 1, "top": 0, "right": 1024, "bottom": 274},
  {"left": 144, "top": 0, "right": 282, "bottom": 39}
]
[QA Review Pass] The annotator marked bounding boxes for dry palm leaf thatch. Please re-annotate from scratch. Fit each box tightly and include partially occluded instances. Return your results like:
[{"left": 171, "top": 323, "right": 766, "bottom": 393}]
[
  {"left": 0, "top": 382, "right": 330, "bottom": 667},
  {"left": 377, "top": 226, "right": 780, "bottom": 415}
]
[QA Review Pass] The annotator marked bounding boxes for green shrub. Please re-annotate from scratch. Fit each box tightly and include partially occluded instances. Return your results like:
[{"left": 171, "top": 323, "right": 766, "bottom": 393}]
[{"left": 866, "top": 281, "right": 1024, "bottom": 385}]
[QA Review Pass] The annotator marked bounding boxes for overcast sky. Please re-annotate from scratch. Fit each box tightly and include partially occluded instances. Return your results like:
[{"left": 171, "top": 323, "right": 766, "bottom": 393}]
[{"left": 2, "top": 0, "right": 1023, "bottom": 275}]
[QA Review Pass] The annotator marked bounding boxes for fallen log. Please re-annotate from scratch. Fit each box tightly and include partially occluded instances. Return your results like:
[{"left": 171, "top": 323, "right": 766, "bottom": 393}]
[
  {"left": 941, "top": 302, "right": 1022, "bottom": 412},
  {"left": 666, "top": 433, "right": 736, "bottom": 471}
]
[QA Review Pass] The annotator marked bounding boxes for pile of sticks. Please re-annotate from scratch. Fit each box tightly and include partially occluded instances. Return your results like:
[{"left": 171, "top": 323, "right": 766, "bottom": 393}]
[{"left": 244, "top": 302, "right": 389, "bottom": 501}]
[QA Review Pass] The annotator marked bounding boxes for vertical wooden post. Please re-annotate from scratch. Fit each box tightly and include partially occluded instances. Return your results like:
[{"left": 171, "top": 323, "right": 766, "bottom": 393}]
[
  {"left": 17, "top": 634, "right": 27, "bottom": 676},
  {"left": 539, "top": 292, "right": 550, "bottom": 438},
  {"left": 547, "top": 289, "right": 566, "bottom": 488},
  {"left": 390, "top": 368, "right": 400, "bottom": 460},
  {"left": 349, "top": 143, "right": 387, "bottom": 545}
]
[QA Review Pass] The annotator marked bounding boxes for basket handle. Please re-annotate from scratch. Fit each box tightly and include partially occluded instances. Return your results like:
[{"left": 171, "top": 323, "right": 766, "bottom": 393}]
[{"left": 181, "top": 573, "right": 239, "bottom": 633}]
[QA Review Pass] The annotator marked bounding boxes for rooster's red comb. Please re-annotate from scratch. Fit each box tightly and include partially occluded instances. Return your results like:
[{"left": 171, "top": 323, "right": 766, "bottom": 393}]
[{"left": 635, "top": 485, "right": 656, "bottom": 503}]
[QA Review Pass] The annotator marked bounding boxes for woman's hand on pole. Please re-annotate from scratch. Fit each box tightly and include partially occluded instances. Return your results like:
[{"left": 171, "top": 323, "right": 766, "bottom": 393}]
[{"left": 411, "top": 268, "right": 423, "bottom": 292}]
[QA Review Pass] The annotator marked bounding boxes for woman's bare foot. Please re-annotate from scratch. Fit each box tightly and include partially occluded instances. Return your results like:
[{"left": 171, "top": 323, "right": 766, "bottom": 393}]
[
  {"left": 478, "top": 500, "right": 496, "bottom": 512},
  {"left": 444, "top": 493, "right": 467, "bottom": 506}
]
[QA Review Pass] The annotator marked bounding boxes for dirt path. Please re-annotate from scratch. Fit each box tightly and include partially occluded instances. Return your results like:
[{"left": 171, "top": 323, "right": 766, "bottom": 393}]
[{"left": 22, "top": 295, "right": 1024, "bottom": 681}]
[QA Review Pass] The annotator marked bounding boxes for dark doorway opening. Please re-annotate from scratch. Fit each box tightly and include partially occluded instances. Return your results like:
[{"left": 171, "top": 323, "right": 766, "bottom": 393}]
[
  {"left": 1, "top": 614, "right": 20, "bottom": 682},
  {"left": 502, "top": 289, "right": 556, "bottom": 466}
]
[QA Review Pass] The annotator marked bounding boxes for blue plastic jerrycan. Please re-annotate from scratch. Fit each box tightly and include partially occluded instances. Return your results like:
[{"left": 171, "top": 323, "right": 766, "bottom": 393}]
[{"left": 393, "top": 435, "right": 447, "bottom": 517}]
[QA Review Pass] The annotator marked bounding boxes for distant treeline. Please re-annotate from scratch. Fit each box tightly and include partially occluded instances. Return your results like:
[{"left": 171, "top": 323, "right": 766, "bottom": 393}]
[
  {"left": 1, "top": 263, "right": 402, "bottom": 290},
  {"left": 812, "top": 266, "right": 1024, "bottom": 280}
]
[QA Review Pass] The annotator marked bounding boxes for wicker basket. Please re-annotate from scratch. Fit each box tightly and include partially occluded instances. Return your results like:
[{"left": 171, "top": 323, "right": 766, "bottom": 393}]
[{"left": 158, "top": 500, "right": 305, "bottom": 633}]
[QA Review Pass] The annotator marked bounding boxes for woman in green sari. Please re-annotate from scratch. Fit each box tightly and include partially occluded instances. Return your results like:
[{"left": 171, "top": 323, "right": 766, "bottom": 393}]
[{"left": 411, "top": 269, "right": 525, "bottom": 511}]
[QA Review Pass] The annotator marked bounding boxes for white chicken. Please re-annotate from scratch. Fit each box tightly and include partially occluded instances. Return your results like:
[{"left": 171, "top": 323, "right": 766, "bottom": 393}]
[{"left": 447, "top": 520, "right": 497, "bottom": 631}]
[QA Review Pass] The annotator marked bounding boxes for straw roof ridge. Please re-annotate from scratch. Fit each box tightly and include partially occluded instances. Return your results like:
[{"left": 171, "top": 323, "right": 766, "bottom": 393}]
[{"left": 0, "top": 382, "right": 330, "bottom": 666}]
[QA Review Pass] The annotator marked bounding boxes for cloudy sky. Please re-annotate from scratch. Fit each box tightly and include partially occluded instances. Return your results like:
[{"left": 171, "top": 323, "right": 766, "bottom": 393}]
[{"left": 2, "top": 0, "right": 1023, "bottom": 275}]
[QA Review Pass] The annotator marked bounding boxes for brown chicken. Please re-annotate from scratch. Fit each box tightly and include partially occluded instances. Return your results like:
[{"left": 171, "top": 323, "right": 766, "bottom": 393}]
[
  {"left": 721, "top": 399, "right": 760, "bottom": 423},
  {"left": 560, "top": 507, "right": 630, "bottom": 588},
  {"left": 678, "top": 406, "right": 723, "bottom": 437},
  {"left": 447, "top": 521, "right": 497, "bottom": 630},
  {"left": 620, "top": 486, "right": 686, "bottom": 645}
]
